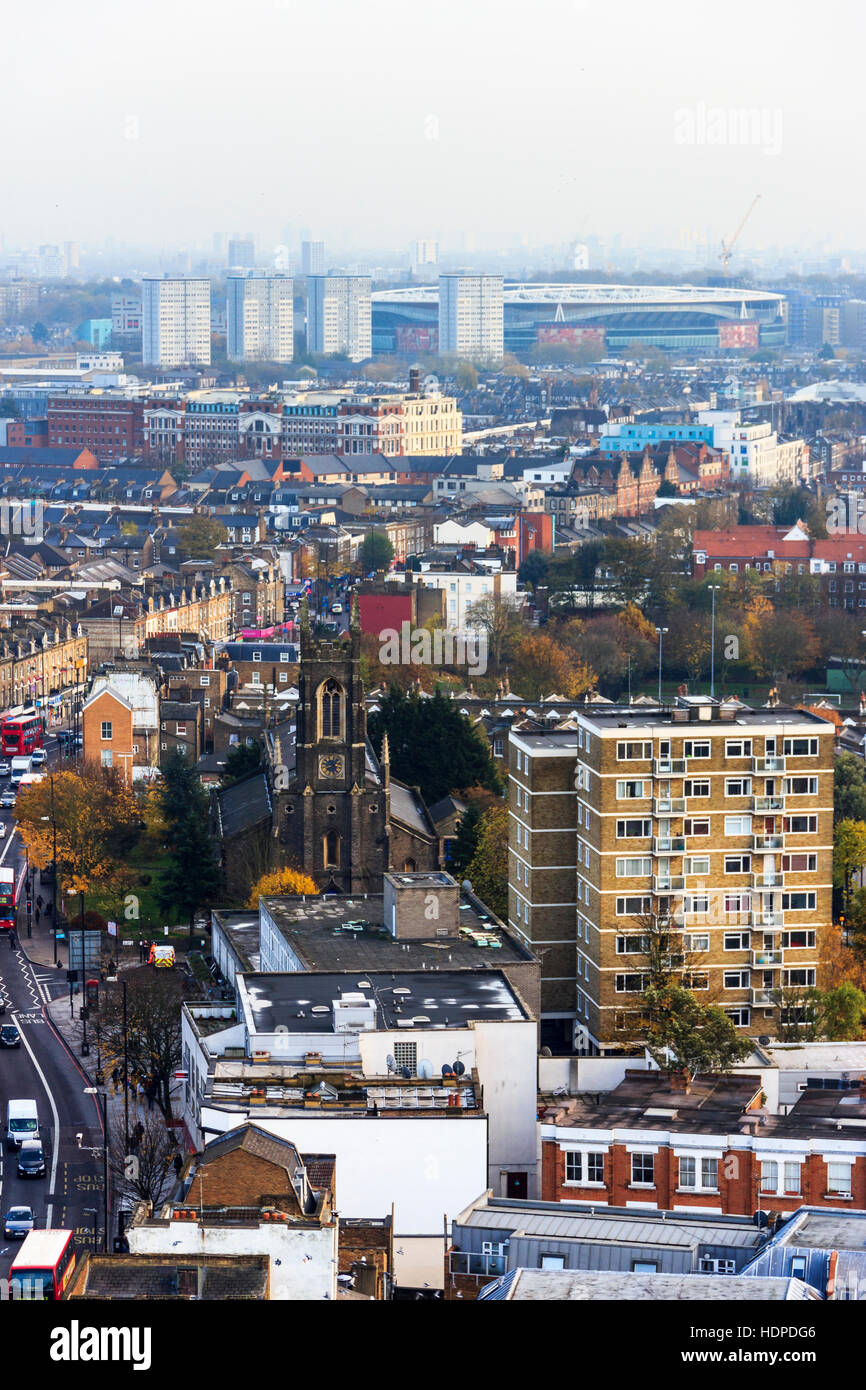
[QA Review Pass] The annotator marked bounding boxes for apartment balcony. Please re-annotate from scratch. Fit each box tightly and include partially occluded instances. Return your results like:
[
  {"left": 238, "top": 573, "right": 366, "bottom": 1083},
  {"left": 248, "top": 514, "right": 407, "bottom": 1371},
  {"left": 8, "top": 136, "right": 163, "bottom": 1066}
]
[
  {"left": 751, "top": 871, "right": 784, "bottom": 890},
  {"left": 752, "top": 756, "right": 786, "bottom": 774},
  {"left": 751, "top": 949, "right": 783, "bottom": 967},
  {"left": 752, "top": 834, "right": 784, "bottom": 852},
  {"left": 750, "top": 987, "right": 776, "bottom": 1006},
  {"left": 652, "top": 836, "right": 686, "bottom": 855},
  {"left": 750, "top": 910, "right": 783, "bottom": 929},
  {"left": 653, "top": 796, "right": 685, "bottom": 816},
  {"left": 652, "top": 874, "right": 685, "bottom": 894},
  {"left": 653, "top": 758, "right": 685, "bottom": 777},
  {"left": 752, "top": 796, "right": 784, "bottom": 813}
]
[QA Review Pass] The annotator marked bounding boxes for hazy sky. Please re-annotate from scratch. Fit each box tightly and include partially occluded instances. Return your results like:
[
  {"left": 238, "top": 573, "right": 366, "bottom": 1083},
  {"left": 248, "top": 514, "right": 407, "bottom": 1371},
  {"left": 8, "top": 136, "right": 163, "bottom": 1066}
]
[{"left": 2, "top": 0, "right": 863, "bottom": 258}]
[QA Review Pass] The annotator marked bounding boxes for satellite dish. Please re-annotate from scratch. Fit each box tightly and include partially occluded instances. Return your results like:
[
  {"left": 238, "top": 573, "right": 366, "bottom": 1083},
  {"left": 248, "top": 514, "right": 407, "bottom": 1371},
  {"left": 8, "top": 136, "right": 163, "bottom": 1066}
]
[
  {"left": 758, "top": 1035, "right": 771, "bottom": 1046},
  {"left": 441, "top": 1064, "right": 454, "bottom": 1077},
  {"left": 386, "top": 1054, "right": 396, "bottom": 1072},
  {"left": 400, "top": 1066, "right": 412, "bottom": 1079},
  {"left": 540, "top": 1046, "right": 553, "bottom": 1058},
  {"left": 418, "top": 1058, "right": 434, "bottom": 1080},
  {"left": 452, "top": 1060, "right": 466, "bottom": 1077}
]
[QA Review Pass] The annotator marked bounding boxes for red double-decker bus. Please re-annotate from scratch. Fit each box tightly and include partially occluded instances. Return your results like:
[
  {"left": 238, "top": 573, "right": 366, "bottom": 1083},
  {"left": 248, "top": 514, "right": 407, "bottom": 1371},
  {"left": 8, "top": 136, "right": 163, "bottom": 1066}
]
[
  {"left": 10, "top": 1229, "right": 77, "bottom": 1300},
  {"left": 0, "top": 867, "right": 16, "bottom": 932},
  {"left": 1, "top": 706, "right": 43, "bottom": 756}
]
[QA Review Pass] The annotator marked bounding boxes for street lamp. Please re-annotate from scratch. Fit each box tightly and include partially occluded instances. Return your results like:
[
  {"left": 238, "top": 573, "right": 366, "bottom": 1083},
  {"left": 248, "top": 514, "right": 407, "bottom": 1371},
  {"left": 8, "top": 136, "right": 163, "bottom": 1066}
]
[
  {"left": 82, "top": 1086, "right": 109, "bottom": 1253},
  {"left": 655, "top": 627, "right": 668, "bottom": 705},
  {"left": 708, "top": 584, "right": 720, "bottom": 699}
]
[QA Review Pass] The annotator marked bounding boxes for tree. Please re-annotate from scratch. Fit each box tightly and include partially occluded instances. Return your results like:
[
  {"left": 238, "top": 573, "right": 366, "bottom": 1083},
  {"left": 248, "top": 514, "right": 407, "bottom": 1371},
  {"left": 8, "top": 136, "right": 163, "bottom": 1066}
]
[
  {"left": 247, "top": 866, "right": 319, "bottom": 906},
  {"left": 220, "top": 741, "right": 262, "bottom": 786},
  {"left": 368, "top": 687, "right": 502, "bottom": 803},
  {"left": 175, "top": 515, "right": 229, "bottom": 562},
  {"left": 517, "top": 550, "right": 551, "bottom": 589},
  {"left": 833, "top": 819, "right": 866, "bottom": 917},
  {"left": 95, "top": 970, "right": 186, "bottom": 1122},
  {"left": 360, "top": 530, "right": 394, "bottom": 573},
  {"left": 741, "top": 604, "right": 819, "bottom": 684},
  {"left": 157, "top": 752, "right": 223, "bottom": 940},
  {"left": 31, "top": 321, "right": 49, "bottom": 344},
  {"left": 108, "top": 1109, "right": 178, "bottom": 1210},
  {"left": 835, "top": 754, "right": 866, "bottom": 824},
  {"left": 16, "top": 768, "right": 142, "bottom": 899},
  {"left": 511, "top": 632, "right": 595, "bottom": 700},
  {"left": 465, "top": 806, "right": 508, "bottom": 919},
  {"left": 818, "top": 610, "right": 866, "bottom": 698},
  {"left": 769, "top": 985, "right": 823, "bottom": 1041},
  {"left": 819, "top": 982, "right": 866, "bottom": 1040},
  {"left": 452, "top": 803, "right": 482, "bottom": 877},
  {"left": 464, "top": 593, "right": 524, "bottom": 670},
  {"left": 641, "top": 982, "right": 753, "bottom": 1081}
]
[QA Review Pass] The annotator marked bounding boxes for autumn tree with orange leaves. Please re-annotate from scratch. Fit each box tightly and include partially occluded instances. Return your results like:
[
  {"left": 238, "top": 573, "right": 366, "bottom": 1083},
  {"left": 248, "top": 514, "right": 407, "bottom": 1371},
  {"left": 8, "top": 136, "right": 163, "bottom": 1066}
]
[
  {"left": 511, "top": 632, "right": 595, "bottom": 700},
  {"left": 16, "top": 767, "right": 142, "bottom": 898},
  {"left": 247, "top": 866, "right": 320, "bottom": 906}
]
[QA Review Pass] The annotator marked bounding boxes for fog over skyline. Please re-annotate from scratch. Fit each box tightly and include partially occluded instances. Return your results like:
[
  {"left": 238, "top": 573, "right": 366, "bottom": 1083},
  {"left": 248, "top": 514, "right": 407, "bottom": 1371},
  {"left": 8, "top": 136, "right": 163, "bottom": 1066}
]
[{"left": 2, "top": 0, "right": 864, "bottom": 260}]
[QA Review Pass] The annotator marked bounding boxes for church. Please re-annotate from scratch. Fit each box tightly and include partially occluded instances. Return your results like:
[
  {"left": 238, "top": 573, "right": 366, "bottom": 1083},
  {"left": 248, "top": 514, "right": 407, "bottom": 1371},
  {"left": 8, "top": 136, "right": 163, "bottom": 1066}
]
[{"left": 216, "top": 597, "right": 444, "bottom": 896}]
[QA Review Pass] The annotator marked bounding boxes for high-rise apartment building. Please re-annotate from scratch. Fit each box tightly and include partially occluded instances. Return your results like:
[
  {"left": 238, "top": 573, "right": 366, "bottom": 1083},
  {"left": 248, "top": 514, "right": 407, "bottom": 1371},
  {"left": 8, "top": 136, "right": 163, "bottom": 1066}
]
[
  {"left": 508, "top": 698, "right": 833, "bottom": 1054},
  {"left": 411, "top": 239, "right": 439, "bottom": 272},
  {"left": 438, "top": 274, "right": 504, "bottom": 362},
  {"left": 141, "top": 276, "right": 211, "bottom": 367},
  {"left": 226, "top": 273, "right": 294, "bottom": 363},
  {"left": 306, "top": 275, "right": 371, "bottom": 362},
  {"left": 301, "top": 240, "right": 325, "bottom": 276},
  {"left": 227, "top": 237, "right": 256, "bottom": 270},
  {"left": 111, "top": 294, "right": 142, "bottom": 337}
]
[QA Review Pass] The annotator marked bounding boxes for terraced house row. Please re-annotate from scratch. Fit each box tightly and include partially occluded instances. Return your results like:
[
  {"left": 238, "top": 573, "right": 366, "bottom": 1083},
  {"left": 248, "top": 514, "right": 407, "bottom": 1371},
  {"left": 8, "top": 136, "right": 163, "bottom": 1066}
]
[{"left": 507, "top": 696, "right": 833, "bottom": 1054}]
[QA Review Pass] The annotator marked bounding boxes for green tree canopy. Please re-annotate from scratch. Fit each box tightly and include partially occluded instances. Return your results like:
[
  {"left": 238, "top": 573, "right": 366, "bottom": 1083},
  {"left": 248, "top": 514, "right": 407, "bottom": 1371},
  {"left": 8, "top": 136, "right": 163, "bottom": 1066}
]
[
  {"left": 368, "top": 687, "right": 502, "bottom": 803},
  {"left": 175, "top": 515, "right": 229, "bottom": 561},
  {"left": 835, "top": 755, "right": 866, "bottom": 824},
  {"left": 360, "top": 529, "right": 395, "bottom": 572},
  {"left": 641, "top": 982, "right": 753, "bottom": 1081}
]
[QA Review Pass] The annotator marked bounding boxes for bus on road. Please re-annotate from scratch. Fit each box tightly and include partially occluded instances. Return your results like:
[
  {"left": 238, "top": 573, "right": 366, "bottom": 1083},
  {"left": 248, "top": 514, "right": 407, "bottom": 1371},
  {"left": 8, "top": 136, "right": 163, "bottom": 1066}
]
[
  {"left": 1, "top": 707, "right": 42, "bottom": 758},
  {"left": 9, "top": 1229, "right": 76, "bottom": 1300},
  {"left": 0, "top": 866, "right": 16, "bottom": 932}
]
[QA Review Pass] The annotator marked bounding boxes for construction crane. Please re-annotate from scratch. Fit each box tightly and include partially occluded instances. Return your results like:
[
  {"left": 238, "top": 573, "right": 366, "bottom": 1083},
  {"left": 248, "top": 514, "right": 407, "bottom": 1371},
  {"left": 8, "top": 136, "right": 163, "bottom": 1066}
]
[{"left": 720, "top": 195, "right": 761, "bottom": 276}]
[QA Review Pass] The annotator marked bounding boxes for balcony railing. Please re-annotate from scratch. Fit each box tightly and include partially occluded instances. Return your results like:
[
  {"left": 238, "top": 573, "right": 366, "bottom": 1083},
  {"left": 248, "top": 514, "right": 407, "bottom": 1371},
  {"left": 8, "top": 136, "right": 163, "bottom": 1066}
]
[
  {"left": 653, "top": 796, "right": 685, "bottom": 816},
  {"left": 751, "top": 871, "right": 784, "bottom": 890},
  {"left": 652, "top": 836, "right": 686, "bottom": 855},
  {"left": 751, "top": 949, "right": 783, "bottom": 967},
  {"left": 653, "top": 759, "right": 685, "bottom": 777},
  {"left": 449, "top": 1252, "right": 507, "bottom": 1278},
  {"left": 750, "top": 910, "right": 783, "bottom": 929},
  {"left": 752, "top": 796, "right": 784, "bottom": 813},
  {"left": 752, "top": 834, "right": 784, "bottom": 852},
  {"left": 652, "top": 874, "right": 685, "bottom": 894},
  {"left": 750, "top": 987, "right": 775, "bottom": 1006},
  {"left": 752, "top": 756, "right": 786, "bottom": 774}
]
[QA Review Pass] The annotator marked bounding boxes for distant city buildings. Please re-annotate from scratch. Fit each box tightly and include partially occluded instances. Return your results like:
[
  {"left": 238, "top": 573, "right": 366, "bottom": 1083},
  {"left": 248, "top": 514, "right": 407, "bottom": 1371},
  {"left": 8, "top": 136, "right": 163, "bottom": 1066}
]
[
  {"left": 438, "top": 274, "right": 504, "bottom": 363},
  {"left": 111, "top": 293, "right": 142, "bottom": 338},
  {"left": 227, "top": 237, "right": 256, "bottom": 270},
  {"left": 301, "top": 240, "right": 325, "bottom": 276},
  {"left": 411, "top": 239, "right": 439, "bottom": 273},
  {"left": 306, "top": 274, "right": 371, "bottom": 361},
  {"left": 142, "top": 276, "right": 211, "bottom": 367},
  {"left": 226, "top": 273, "right": 294, "bottom": 363}
]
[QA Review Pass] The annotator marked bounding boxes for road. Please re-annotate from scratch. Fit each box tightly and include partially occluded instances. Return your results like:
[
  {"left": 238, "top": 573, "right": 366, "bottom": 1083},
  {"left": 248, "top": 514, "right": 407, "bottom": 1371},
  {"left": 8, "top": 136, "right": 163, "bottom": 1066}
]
[{"left": 0, "top": 731, "right": 104, "bottom": 1276}]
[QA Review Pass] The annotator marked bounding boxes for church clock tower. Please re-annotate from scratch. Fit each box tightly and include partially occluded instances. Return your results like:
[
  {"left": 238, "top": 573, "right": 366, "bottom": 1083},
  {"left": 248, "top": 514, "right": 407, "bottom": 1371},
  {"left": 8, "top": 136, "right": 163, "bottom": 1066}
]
[{"left": 276, "top": 597, "right": 389, "bottom": 892}]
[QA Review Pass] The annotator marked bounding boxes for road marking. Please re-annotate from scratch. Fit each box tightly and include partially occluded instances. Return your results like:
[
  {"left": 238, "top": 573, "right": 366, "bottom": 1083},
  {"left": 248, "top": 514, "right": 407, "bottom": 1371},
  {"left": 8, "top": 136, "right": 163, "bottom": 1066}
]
[
  {"left": 13, "top": 1007, "right": 61, "bottom": 1228},
  {"left": 0, "top": 825, "right": 16, "bottom": 866}
]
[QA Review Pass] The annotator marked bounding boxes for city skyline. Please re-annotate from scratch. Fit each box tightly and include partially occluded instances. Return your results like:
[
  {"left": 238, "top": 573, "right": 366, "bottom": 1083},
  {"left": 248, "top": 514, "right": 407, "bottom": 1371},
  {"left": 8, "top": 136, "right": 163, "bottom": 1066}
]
[{"left": 1, "top": 0, "right": 864, "bottom": 257}]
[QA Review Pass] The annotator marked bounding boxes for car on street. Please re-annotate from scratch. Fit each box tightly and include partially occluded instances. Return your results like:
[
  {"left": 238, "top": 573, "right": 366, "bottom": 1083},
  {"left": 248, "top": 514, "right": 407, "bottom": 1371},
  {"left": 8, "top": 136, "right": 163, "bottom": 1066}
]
[
  {"left": 30, "top": 749, "right": 47, "bottom": 767},
  {"left": 0, "top": 1023, "right": 21, "bottom": 1047},
  {"left": 0, "top": 821, "right": 7, "bottom": 837},
  {"left": 0, "top": 788, "right": 17, "bottom": 809},
  {"left": 0, "top": 761, "right": 10, "bottom": 776},
  {"left": 4, "top": 1206, "right": 35, "bottom": 1239},
  {"left": 17, "top": 1140, "right": 46, "bottom": 1179},
  {"left": 331, "top": 602, "right": 343, "bottom": 614}
]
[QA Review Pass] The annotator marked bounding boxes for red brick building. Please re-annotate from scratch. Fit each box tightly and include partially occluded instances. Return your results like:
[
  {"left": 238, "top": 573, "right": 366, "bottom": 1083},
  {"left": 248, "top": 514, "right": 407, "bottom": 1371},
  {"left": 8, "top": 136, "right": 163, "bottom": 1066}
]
[
  {"left": 6, "top": 419, "right": 48, "bottom": 448},
  {"left": 47, "top": 396, "right": 146, "bottom": 459},
  {"left": 540, "top": 1070, "right": 866, "bottom": 1218}
]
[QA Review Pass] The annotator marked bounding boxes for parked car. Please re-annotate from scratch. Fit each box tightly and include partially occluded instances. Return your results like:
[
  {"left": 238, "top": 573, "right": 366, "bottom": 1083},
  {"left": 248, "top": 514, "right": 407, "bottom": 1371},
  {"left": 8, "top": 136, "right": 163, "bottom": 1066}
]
[
  {"left": 3, "top": 1206, "right": 35, "bottom": 1239},
  {"left": 0, "top": 1024, "right": 20, "bottom": 1048},
  {"left": 17, "top": 1140, "right": 46, "bottom": 1179}
]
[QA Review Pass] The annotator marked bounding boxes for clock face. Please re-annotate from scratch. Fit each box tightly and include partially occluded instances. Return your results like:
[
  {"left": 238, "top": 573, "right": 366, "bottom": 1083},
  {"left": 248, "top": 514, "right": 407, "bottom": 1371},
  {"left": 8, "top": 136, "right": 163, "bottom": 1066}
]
[{"left": 318, "top": 754, "right": 344, "bottom": 778}]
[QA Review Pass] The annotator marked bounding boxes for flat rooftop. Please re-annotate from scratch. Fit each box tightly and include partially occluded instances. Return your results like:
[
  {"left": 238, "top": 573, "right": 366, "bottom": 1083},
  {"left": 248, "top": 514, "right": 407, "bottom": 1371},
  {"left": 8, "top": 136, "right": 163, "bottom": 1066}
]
[
  {"left": 211, "top": 910, "right": 261, "bottom": 971},
  {"left": 239, "top": 969, "right": 528, "bottom": 1034},
  {"left": 545, "top": 1070, "right": 764, "bottom": 1136},
  {"left": 481, "top": 1270, "right": 817, "bottom": 1301},
  {"left": 258, "top": 893, "right": 535, "bottom": 973},
  {"left": 778, "top": 1209, "right": 866, "bottom": 1251}
]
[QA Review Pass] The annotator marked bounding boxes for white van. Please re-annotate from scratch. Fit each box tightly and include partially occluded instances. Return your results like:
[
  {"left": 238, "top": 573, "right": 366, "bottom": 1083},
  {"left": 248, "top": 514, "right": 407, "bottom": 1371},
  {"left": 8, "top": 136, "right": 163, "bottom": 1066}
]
[
  {"left": 6, "top": 1098, "right": 38, "bottom": 1151},
  {"left": 10, "top": 756, "right": 33, "bottom": 787}
]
